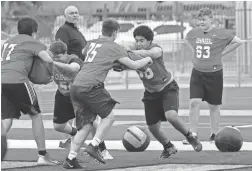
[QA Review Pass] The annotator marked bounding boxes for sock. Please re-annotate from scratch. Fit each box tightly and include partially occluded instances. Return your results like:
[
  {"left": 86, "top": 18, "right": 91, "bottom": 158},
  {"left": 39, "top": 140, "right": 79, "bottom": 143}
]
[
  {"left": 91, "top": 137, "right": 101, "bottom": 146},
  {"left": 70, "top": 127, "right": 77, "bottom": 136},
  {"left": 99, "top": 141, "right": 106, "bottom": 151},
  {"left": 163, "top": 141, "right": 173, "bottom": 149},
  {"left": 68, "top": 150, "right": 77, "bottom": 160},
  {"left": 38, "top": 150, "right": 47, "bottom": 156}
]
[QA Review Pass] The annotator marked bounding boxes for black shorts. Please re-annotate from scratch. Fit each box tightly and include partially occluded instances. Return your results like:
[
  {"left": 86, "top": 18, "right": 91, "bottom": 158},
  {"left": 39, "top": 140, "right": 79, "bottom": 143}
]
[
  {"left": 142, "top": 80, "right": 179, "bottom": 126},
  {"left": 70, "top": 83, "right": 118, "bottom": 130},
  {"left": 53, "top": 90, "right": 75, "bottom": 124},
  {"left": 190, "top": 68, "right": 223, "bottom": 105},
  {"left": 1, "top": 82, "right": 40, "bottom": 119}
]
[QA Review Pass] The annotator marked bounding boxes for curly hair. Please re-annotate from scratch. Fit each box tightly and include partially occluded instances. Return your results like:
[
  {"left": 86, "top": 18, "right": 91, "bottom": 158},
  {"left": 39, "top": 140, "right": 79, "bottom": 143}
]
[{"left": 133, "top": 25, "right": 154, "bottom": 41}]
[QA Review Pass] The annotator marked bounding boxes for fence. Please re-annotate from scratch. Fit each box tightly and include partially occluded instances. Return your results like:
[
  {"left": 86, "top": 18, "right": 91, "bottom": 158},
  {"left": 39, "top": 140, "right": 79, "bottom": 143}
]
[{"left": 3, "top": 2, "right": 251, "bottom": 88}]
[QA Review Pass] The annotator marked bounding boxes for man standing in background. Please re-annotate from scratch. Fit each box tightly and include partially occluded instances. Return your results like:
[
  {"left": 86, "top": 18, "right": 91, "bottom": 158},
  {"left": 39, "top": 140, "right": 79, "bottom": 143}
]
[{"left": 55, "top": 5, "right": 87, "bottom": 61}]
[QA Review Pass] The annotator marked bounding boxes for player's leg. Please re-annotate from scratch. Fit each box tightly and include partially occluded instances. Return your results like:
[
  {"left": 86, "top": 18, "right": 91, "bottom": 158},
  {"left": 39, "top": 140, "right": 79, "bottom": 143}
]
[
  {"left": 83, "top": 85, "right": 117, "bottom": 164},
  {"left": 204, "top": 69, "right": 223, "bottom": 141},
  {"left": 63, "top": 85, "right": 99, "bottom": 169},
  {"left": 64, "top": 121, "right": 93, "bottom": 169},
  {"left": 1, "top": 87, "right": 20, "bottom": 135},
  {"left": 143, "top": 91, "right": 177, "bottom": 158},
  {"left": 208, "top": 104, "right": 221, "bottom": 140},
  {"left": 163, "top": 81, "right": 202, "bottom": 152},
  {"left": 182, "top": 69, "right": 204, "bottom": 144},
  {"left": 53, "top": 90, "right": 77, "bottom": 148},
  {"left": 189, "top": 69, "right": 205, "bottom": 133},
  {"left": 92, "top": 116, "right": 113, "bottom": 160},
  {"left": 22, "top": 82, "right": 59, "bottom": 165},
  {"left": 3, "top": 83, "right": 59, "bottom": 165}
]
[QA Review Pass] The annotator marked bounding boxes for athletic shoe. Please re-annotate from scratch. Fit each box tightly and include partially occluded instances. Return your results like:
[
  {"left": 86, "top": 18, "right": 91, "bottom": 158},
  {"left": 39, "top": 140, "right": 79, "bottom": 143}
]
[
  {"left": 209, "top": 133, "right": 216, "bottom": 142},
  {"left": 83, "top": 144, "right": 105, "bottom": 164},
  {"left": 37, "top": 153, "right": 61, "bottom": 165},
  {"left": 160, "top": 144, "right": 178, "bottom": 158},
  {"left": 59, "top": 137, "right": 72, "bottom": 149},
  {"left": 186, "top": 132, "right": 202, "bottom": 152},
  {"left": 62, "top": 157, "right": 83, "bottom": 169},
  {"left": 101, "top": 149, "right": 113, "bottom": 160}
]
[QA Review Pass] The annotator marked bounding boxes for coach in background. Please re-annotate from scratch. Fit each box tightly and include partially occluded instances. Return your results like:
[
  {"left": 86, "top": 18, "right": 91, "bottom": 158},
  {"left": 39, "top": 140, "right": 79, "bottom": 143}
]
[{"left": 55, "top": 5, "right": 87, "bottom": 61}]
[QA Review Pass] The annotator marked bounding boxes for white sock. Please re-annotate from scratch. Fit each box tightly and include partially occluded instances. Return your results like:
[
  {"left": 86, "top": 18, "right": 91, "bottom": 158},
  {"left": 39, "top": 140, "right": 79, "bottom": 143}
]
[
  {"left": 68, "top": 150, "right": 77, "bottom": 160},
  {"left": 91, "top": 137, "right": 101, "bottom": 146}
]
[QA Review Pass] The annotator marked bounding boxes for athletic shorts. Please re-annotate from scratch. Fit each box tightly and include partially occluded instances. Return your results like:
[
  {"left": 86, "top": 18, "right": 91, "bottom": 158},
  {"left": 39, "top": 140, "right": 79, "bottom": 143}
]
[
  {"left": 1, "top": 82, "right": 40, "bottom": 119},
  {"left": 190, "top": 68, "right": 223, "bottom": 105},
  {"left": 70, "top": 83, "right": 119, "bottom": 130},
  {"left": 142, "top": 80, "right": 179, "bottom": 126},
  {"left": 53, "top": 90, "right": 75, "bottom": 124}
]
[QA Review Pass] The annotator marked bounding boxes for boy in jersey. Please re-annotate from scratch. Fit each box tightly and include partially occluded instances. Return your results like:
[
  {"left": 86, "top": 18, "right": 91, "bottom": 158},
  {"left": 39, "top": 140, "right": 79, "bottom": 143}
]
[
  {"left": 62, "top": 19, "right": 153, "bottom": 169},
  {"left": 123, "top": 25, "right": 202, "bottom": 159},
  {"left": 182, "top": 8, "right": 252, "bottom": 144},
  {"left": 49, "top": 41, "right": 113, "bottom": 160},
  {"left": 1, "top": 17, "right": 59, "bottom": 165}
]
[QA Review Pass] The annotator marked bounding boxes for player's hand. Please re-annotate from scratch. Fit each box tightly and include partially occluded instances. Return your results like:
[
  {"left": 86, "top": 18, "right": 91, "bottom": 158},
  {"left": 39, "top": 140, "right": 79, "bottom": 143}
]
[
  {"left": 146, "top": 57, "right": 153, "bottom": 65},
  {"left": 112, "top": 61, "right": 128, "bottom": 72}
]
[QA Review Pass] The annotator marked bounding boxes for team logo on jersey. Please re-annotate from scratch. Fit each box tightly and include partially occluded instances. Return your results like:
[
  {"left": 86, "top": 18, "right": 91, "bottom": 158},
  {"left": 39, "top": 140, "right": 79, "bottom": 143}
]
[{"left": 196, "top": 38, "right": 213, "bottom": 45}]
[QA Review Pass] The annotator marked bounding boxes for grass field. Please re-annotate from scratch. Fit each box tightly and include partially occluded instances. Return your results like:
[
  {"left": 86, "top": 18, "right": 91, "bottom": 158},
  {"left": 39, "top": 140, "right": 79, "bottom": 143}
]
[{"left": 1, "top": 85, "right": 252, "bottom": 170}]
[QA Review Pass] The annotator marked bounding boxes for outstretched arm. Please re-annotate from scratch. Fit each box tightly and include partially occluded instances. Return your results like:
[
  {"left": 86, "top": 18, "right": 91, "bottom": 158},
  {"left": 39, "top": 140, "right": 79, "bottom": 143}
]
[
  {"left": 131, "top": 47, "right": 162, "bottom": 59},
  {"left": 38, "top": 50, "right": 54, "bottom": 63},
  {"left": 117, "top": 57, "right": 153, "bottom": 70},
  {"left": 222, "top": 36, "right": 252, "bottom": 57}
]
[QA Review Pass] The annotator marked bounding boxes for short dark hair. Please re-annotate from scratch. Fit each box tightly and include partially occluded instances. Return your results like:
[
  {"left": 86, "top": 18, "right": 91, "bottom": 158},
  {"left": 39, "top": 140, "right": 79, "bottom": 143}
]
[
  {"left": 102, "top": 19, "right": 120, "bottom": 37},
  {"left": 17, "top": 17, "right": 38, "bottom": 36},
  {"left": 49, "top": 40, "right": 67, "bottom": 55},
  {"left": 197, "top": 8, "right": 213, "bottom": 18},
  {"left": 133, "top": 25, "right": 154, "bottom": 41}
]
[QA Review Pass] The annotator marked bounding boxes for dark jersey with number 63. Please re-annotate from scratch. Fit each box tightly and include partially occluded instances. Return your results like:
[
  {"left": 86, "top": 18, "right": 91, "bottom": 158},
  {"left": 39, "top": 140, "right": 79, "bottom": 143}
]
[
  {"left": 73, "top": 38, "right": 128, "bottom": 91},
  {"left": 186, "top": 27, "right": 234, "bottom": 72},
  {"left": 1, "top": 34, "right": 47, "bottom": 83}
]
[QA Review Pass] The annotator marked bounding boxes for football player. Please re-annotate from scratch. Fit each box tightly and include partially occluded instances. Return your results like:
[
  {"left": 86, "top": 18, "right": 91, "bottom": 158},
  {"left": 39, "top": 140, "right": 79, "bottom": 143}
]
[
  {"left": 121, "top": 25, "right": 202, "bottom": 159},
  {"left": 49, "top": 40, "right": 113, "bottom": 160},
  {"left": 62, "top": 19, "right": 153, "bottom": 169},
  {"left": 183, "top": 8, "right": 252, "bottom": 144},
  {"left": 1, "top": 17, "right": 59, "bottom": 165}
]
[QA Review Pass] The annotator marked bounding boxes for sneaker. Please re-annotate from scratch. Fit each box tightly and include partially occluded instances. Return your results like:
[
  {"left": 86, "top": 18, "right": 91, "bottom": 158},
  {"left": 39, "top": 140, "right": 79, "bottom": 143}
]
[
  {"left": 186, "top": 132, "right": 202, "bottom": 152},
  {"left": 59, "top": 137, "right": 72, "bottom": 149},
  {"left": 63, "top": 157, "right": 83, "bottom": 169},
  {"left": 83, "top": 144, "right": 106, "bottom": 164},
  {"left": 160, "top": 144, "right": 178, "bottom": 159},
  {"left": 37, "top": 153, "right": 61, "bottom": 165},
  {"left": 101, "top": 149, "right": 113, "bottom": 160},
  {"left": 209, "top": 134, "right": 216, "bottom": 142}
]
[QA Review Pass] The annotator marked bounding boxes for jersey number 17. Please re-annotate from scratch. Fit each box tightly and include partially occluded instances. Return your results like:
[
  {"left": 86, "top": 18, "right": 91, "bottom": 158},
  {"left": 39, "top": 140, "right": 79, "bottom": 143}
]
[{"left": 1, "top": 43, "right": 17, "bottom": 61}]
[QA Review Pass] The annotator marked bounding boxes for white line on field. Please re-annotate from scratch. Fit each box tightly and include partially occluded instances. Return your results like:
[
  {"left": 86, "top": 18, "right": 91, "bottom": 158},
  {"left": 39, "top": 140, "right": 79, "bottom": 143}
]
[
  {"left": 11, "top": 120, "right": 252, "bottom": 129},
  {"left": 40, "top": 109, "right": 252, "bottom": 116},
  {"left": 6, "top": 140, "right": 252, "bottom": 151}
]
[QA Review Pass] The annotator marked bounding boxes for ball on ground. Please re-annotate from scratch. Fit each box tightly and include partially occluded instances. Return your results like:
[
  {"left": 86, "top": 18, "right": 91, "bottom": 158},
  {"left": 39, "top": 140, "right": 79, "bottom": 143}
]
[
  {"left": 122, "top": 125, "right": 150, "bottom": 152},
  {"left": 215, "top": 126, "right": 243, "bottom": 152}
]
